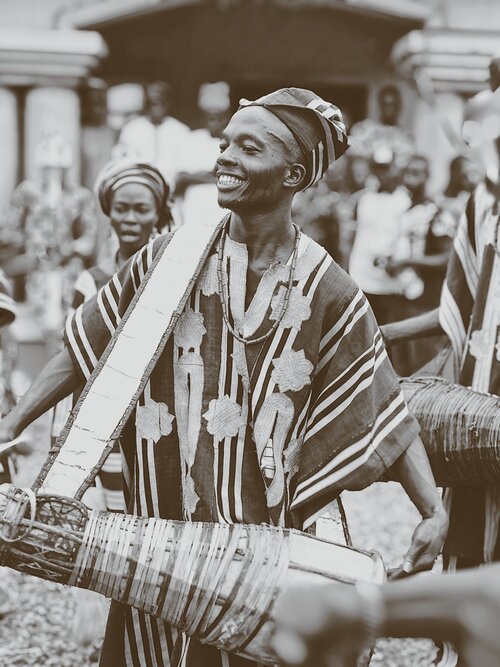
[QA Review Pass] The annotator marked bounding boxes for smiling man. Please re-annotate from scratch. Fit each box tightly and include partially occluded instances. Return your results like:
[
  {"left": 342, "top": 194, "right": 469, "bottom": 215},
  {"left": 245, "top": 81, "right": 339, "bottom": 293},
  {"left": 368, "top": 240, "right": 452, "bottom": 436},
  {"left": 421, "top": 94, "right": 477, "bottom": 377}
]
[{"left": 0, "top": 88, "right": 446, "bottom": 667}]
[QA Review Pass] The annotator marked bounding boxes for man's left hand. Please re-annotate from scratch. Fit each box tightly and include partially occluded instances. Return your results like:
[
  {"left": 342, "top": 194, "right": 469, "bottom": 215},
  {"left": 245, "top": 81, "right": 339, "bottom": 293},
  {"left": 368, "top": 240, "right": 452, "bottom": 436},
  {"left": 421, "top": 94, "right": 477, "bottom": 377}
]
[
  {"left": 391, "top": 508, "right": 448, "bottom": 579},
  {"left": 390, "top": 436, "right": 448, "bottom": 578}
]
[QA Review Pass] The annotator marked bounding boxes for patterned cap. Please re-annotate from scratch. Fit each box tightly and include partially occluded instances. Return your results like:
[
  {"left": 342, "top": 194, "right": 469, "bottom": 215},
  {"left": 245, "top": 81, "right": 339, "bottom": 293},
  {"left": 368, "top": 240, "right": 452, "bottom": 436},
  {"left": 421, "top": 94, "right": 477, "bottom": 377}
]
[
  {"left": 239, "top": 87, "right": 349, "bottom": 190},
  {"left": 95, "top": 159, "right": 170, "bottom": 217}
]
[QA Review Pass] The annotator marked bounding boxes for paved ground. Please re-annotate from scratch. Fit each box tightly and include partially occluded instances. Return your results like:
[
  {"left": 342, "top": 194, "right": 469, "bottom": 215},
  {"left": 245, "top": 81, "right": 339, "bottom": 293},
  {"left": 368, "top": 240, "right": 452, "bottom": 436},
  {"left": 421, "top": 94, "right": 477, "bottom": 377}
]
[{"left": 0, "top": 419, "right": 437, "bottom": 666}]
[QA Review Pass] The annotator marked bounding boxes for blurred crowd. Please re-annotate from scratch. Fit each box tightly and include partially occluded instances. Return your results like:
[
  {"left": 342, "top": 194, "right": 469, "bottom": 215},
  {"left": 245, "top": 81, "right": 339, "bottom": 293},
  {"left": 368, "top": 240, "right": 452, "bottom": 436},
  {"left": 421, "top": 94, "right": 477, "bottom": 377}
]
[{"left": 0, "top": 77, "right": 485, "bottom": 432}]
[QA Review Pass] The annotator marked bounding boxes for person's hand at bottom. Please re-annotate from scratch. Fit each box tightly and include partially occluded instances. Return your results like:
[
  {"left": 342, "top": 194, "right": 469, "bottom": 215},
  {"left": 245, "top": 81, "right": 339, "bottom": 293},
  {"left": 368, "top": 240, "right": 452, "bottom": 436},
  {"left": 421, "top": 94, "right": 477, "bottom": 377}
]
[{"left": 271, "top": 584, "right": 369, "bottom": 666}]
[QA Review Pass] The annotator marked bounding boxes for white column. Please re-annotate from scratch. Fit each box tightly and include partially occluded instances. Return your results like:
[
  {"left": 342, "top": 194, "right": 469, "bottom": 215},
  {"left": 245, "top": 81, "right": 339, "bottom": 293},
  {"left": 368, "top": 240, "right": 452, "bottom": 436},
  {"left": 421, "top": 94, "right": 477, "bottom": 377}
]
[
  {"left": 0, "top": 88, "right": 18, "bottom": 212},
  {"left": 24, "top": 87, "right": 81, "bottom": 182}
]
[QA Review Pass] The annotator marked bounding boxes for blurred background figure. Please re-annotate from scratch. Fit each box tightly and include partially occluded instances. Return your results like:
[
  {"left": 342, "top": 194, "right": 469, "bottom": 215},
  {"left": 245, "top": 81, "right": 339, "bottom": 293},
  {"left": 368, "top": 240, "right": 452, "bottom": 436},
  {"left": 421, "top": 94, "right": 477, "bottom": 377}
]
[
  {"left": 292, "top": 154, "right": 376, "bottom": 269},
  {"left": 385, "top": 155, "right": 451, "bottom": 373},
  {"left": 378, "top": 84, "right": 402, "bottom": 126},
  {"left": 117, "top": 81, "right": 190, "bottom": 187},
  {"left": 0, "top": 270, "right": 36, "bottom": 619},
  {"left": 348, "top": 147, "right": 410, "bottom": 326},
  {"left": 436, "top": 155, "right": 482, "bottom": 232},
  {"left": 0, "top": 132, "right": 98, "bottom": 354},
  {"left": 0, "top": 272, "right": 20, "bottom": 488},
  {"left": 174, "top": 81, "right": 230, "bottom": 227}
]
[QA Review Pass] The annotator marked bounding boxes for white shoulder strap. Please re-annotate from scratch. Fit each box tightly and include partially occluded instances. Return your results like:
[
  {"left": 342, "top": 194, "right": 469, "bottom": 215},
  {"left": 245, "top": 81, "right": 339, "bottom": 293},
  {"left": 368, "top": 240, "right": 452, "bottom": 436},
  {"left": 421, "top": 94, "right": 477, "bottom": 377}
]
[{"left": 34, "top": 216, "right": 226, "bottom": 498}]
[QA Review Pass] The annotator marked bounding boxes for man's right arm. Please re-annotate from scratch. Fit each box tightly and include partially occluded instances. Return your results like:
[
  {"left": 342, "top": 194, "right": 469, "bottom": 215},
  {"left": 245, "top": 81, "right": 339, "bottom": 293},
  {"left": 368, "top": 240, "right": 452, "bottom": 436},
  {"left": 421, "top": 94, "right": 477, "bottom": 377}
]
[{"left": 0, "top": 347, "right": 80, "bottom": 441}]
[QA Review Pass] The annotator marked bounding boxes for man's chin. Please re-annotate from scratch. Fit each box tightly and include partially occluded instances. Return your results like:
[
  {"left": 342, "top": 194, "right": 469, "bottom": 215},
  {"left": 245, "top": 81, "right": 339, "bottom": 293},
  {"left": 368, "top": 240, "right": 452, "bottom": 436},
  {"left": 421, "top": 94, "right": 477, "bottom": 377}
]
[{"left": 217, "top": 194, "right": 240, "bottom": 211}]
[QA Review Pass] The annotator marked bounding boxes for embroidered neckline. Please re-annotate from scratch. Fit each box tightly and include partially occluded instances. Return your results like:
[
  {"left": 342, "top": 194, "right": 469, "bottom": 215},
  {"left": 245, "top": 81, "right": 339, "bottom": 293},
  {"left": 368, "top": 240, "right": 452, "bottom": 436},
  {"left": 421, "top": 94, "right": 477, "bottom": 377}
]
[{"left": 217, "top": 220, "right": 301, "bottom": 345}]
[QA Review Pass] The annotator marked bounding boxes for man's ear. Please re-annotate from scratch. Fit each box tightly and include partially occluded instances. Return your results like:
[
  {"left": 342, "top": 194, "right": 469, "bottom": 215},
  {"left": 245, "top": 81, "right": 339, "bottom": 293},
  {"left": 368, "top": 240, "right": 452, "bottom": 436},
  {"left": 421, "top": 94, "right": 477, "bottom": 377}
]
[{"left": 284, "top": 163, "right": 306, "bottom": 190}]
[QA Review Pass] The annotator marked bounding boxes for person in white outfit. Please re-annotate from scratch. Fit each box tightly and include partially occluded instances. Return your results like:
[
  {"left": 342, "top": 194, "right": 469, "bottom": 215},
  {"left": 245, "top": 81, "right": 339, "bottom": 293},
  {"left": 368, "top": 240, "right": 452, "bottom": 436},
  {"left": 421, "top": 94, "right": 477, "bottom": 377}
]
[
  {"left": 174, "top": 81, "right": 231, "bottom": 227},
  {"left": 117, "top": 81, "right": 190, "bottom": 186}
]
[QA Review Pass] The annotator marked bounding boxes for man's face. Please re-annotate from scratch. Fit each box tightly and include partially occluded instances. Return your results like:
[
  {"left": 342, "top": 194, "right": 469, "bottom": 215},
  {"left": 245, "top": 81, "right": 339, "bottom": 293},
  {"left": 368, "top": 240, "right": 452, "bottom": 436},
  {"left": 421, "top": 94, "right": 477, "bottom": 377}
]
[
  {"left": 215, "top": 107, "right": 302, "bottom": 212},
  {"left": 403, "top": 159, "right": 429, "bottom": 194}
]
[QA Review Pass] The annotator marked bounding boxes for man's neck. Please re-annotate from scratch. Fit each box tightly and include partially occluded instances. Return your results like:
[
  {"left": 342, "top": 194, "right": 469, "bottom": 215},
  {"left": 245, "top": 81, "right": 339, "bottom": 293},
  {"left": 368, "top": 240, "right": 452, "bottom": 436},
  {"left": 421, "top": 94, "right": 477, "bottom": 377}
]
[{"left": 228, "top": 203, "right": 295, "bottom": 264}]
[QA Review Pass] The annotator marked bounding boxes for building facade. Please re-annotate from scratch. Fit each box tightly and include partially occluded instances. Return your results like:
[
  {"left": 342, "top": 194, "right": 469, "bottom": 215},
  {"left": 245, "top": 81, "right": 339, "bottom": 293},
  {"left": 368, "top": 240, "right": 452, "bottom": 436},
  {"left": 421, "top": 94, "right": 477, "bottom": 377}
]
[{"left": 0, "top": 0, "right": 498, "bottom": 205}]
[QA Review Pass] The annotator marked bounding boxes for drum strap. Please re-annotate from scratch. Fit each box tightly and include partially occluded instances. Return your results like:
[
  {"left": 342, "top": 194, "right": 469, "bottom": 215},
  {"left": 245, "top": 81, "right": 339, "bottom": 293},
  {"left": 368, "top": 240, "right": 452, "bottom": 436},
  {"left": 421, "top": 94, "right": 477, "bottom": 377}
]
[{"left": 33, "top": 216, "right": 226, "bottom": 499}]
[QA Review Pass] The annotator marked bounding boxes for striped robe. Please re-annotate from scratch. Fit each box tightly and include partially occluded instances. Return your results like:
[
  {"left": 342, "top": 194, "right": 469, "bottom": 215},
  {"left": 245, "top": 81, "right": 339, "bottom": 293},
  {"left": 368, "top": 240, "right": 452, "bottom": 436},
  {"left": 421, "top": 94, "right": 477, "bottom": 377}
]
[
  {"left": 439, "top": 181, "right": 500, "bottom": 563},
  {"left": 52, "top": 266, "right": 125, "bottom": 512},
  {"left": 65, "top": 229, "right": 418, "bottom": 667}
]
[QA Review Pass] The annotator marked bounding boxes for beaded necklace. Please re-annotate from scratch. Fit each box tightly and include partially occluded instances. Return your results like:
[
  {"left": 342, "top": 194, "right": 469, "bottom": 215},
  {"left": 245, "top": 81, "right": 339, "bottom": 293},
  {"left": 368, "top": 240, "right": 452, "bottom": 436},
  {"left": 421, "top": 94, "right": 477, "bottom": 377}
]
[{"left": 216, "top": 219, "right": 301, "bottom": 345}]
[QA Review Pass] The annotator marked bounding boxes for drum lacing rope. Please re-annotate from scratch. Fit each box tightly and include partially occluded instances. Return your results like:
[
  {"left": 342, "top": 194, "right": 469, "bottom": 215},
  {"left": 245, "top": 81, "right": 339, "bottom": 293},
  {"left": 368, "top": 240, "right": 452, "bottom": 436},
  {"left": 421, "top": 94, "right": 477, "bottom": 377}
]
[
  {"left": 69, "top": 512, "right": 290, "bottom": 652},
  {"left": 0, "top": 486, "right": 37, "bottom": 544}
]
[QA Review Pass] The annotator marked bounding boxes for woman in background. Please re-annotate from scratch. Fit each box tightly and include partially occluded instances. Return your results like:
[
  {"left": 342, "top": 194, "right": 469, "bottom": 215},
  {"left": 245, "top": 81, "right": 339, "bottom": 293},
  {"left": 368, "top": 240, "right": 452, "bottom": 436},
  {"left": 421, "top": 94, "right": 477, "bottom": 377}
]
[{"left": 51, "top": 159, "right": 172, "bottom": 512}]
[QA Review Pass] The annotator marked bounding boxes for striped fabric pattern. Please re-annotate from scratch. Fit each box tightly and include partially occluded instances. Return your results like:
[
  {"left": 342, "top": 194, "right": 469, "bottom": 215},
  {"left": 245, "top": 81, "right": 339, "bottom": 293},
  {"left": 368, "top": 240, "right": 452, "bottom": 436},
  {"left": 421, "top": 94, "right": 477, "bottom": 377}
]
[
  {"left": 51, "top": 266, "right": 125, "bottom": 513},
  {"left": 439, "top": 182, "right": 500, "bottom": 393},
  {"left": 439, "top": 181, "right": 500, "bottom": 564},
  {"left": 65, "top": 231, "right": 417, "bottom": 666}
]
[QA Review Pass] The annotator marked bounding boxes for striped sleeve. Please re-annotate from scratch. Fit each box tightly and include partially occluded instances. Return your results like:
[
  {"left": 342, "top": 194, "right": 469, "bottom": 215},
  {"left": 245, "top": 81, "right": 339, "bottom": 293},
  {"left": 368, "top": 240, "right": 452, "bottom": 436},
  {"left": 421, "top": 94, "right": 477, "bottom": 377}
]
[
  {"left": 290, "top": 287, "right": 419, "bottom": 528},
  {"left": 439, "top": 191, "right": 478, "bottom": 365},
  {"left": 64, "top": 239, "right": 160, "bottom": 380}
]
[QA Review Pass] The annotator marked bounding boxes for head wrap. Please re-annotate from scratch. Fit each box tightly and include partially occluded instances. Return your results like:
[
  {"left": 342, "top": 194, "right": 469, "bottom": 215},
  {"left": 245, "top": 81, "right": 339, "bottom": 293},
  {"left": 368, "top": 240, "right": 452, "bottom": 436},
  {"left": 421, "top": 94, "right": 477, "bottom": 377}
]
[
  {"left": 239, "top": 87, "right": 349, "bottom": 189},
  {"left": 95, "top": 159, "right": 170, "bottom": 218}
]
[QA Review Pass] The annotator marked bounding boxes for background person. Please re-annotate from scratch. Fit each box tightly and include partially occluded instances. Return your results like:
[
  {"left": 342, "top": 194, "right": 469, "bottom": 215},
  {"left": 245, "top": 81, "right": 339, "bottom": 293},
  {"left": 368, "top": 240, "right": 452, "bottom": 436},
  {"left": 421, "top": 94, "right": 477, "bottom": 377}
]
[
  {"left": 386, "top": 155, "right": 450, "bottom": 373},
  {"left": 117, "top": 81, "right": 190, "bottom": 186},
  {"left": 0, "top": 133, "right": 98, "bottom": 311},
  {"left": 174, "top": 81, "right": 230, "bottom": 227},
  {"left": 436, "top": 155, "right": 481, "bottom": 234},
  {"left": 348, "top": 147, "right": 410, "bottom": 325}
]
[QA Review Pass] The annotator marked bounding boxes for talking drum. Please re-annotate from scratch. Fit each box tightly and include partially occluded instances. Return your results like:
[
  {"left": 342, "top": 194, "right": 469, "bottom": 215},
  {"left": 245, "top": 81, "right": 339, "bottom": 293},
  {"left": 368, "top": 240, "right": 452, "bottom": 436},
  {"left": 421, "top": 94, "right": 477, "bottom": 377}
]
[
  {"left": 0, "top": 486, "right": 384, "bottom": 665},
  {"left": 400, "top": 376, "right": 500, "bottom": 487}
]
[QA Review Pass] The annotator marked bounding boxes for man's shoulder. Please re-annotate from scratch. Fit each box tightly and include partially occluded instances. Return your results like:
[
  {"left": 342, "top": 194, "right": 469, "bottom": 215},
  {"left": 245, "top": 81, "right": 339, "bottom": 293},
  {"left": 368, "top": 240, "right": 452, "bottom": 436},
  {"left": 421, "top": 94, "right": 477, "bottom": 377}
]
[{"left": 302, "top": 234, "right": 360, "bottom": 305}]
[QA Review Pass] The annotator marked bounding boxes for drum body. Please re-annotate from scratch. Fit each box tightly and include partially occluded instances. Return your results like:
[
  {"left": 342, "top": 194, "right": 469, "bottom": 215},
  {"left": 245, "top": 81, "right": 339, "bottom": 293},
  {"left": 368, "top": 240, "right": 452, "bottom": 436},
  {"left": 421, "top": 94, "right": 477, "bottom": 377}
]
[
  {"left": 401, "top": 376, "right": 500, "bottom": 487},
  {"left": 0, "top": 488, "right": 384, "bottom": 665}
]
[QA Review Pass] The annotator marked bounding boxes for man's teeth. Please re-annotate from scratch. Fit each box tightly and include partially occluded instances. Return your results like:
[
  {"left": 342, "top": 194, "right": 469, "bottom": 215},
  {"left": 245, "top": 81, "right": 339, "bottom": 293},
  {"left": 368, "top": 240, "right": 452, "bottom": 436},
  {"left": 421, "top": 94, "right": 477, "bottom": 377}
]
[{"left": 218, "top": 175, "right": 244, "bottom": 186}]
